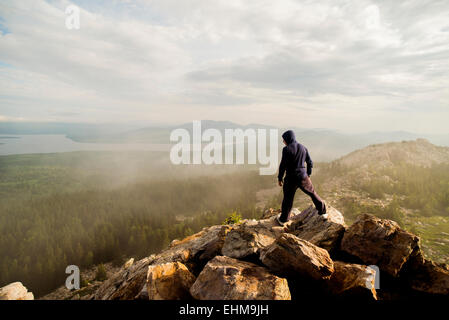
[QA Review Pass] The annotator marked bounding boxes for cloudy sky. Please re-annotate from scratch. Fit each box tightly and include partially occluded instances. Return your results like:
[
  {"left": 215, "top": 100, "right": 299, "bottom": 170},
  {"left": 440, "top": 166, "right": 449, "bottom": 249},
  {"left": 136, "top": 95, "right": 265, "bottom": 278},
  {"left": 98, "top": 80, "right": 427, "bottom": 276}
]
[{"left": 0, "top": 0, "right": 448, "bottom": 133}]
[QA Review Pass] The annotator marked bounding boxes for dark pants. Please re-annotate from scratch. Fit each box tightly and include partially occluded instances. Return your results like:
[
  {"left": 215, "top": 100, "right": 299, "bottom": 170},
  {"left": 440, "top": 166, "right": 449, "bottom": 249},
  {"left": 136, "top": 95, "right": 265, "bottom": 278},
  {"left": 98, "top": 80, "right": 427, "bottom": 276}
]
[{"left": 280, "top": 175, "right": 325, "bottom": 222}]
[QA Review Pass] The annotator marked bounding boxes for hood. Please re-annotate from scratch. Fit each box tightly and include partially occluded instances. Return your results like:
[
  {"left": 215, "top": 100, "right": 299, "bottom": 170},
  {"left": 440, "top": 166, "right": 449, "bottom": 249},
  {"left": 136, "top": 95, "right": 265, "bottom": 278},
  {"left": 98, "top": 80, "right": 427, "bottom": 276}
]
[{"left": 282, "top": 130, "right": 296, "bottom": 144}]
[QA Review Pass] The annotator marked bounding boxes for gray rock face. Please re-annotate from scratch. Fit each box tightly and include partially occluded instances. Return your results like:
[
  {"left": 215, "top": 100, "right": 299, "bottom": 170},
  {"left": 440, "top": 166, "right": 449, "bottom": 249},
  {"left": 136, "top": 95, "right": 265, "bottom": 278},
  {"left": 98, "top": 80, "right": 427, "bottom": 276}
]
[
  {"left": 0, "top": 282, "right": 34, "bottom": 300},
  {"left": 190, "top": 256, "right": 291, "bottom": 300},
  {"left": 287, "top": 205, "right": 346, "bottom": 252},
  {"left": 341, "top": 214, "right": 420, "bottom": 277},
  {"left": 326, "top": 261, "right": 378, "bottom": 300},
  {"left": 260, "top": 233, "right": 334, "bottom": 280}
]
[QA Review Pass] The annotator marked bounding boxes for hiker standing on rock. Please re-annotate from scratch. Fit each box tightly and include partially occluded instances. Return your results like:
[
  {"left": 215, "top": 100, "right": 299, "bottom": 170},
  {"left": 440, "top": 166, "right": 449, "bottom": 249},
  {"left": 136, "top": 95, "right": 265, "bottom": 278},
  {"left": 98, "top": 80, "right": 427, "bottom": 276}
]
[{"left": 276, "top": 130, "right": 327, "bottom": 225}]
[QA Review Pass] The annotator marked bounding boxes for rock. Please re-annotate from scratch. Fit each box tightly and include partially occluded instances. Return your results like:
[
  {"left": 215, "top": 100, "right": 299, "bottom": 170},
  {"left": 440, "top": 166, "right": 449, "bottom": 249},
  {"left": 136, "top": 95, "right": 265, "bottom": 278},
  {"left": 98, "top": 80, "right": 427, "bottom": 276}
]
[
  {"left": 260, "top": 233, "right": 334, "bottom": 280},
  {"left": 123, "top": 258, "right": 134, "bottom": 269},
  {"left": 190, "top": 256, "right": 291, "bottom": 300},
  {"left": 326, "top": 261, "right": 377, "bottom": 300},
  {"left": 94, "top": 256, "right": 154, "bottom": 300},
  {"left": 146, "top": 262, "right": 196, "bottom": 300},
  {"left": 287, "top": 205, "right": 346, "bottom": 252},
  {"left": 401, "top": 249, "right": 449, "bottom": 296},
  {"left": 341, "top": 213, "right": 419, "bottom": 277},
  {"left": 94, "top": 225, "right": 231, "bottom": 299},
  {"left": 0, "top": 282, "right": 34, "bottom": 300},
  {"left": 221, "top": 219, "right": 277, "bottom": 259},
  {"left": 88, "top": 208, "right": 446, "bottom": 301},
  {"left": 260, "top": 208, "right": 281, "bottom": 219},
  {"left": 221, "top": 211, "right": 301, "bottom": 259},
  {"left": 260, "top": 208, "right": 301, "bottom": 220},
  {"left": 156, "top": 225, "right": 232, "bottom": 272}
]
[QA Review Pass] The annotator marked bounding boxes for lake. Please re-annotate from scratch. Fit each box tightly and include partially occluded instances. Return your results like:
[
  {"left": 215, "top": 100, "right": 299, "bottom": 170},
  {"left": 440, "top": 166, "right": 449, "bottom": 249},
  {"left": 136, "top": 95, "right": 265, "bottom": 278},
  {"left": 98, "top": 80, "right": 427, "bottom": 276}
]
[{"left": 0, "top": 135, "right": 172, "bottom": 156}]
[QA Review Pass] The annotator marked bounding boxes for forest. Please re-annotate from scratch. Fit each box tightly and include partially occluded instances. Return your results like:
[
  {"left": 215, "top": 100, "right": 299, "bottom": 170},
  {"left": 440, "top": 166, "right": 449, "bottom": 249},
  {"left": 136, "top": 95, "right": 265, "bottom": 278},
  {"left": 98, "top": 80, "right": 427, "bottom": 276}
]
[{"left": 0, "top": 151, "right": 273, "bottom": 296}]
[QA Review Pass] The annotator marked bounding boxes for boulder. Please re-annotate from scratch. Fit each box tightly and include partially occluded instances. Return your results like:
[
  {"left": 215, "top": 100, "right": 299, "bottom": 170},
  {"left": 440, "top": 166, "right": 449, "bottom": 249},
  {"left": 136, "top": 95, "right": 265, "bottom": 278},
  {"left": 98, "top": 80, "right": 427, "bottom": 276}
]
[
  {"left": 287, "top": 205, "right": 346, "bottom": 252},
  {"left": 221, "top": 220, "right": 277, "bottom": 259},
  {"left": 326, "top": 261, "right": 378, "bottom": 300},
  {"left": 190, "top": 256, "right": 291, "bottom": 300},
  {"left": 260, "top": 208, "right": 301, "bottom": 220},
  {"left": 260, "top": 233, "right": 334, "bottom": 280},
  {"left": 0, "top": 282, "right": 34, "bottom": 300},
  {"left": 157, "top": 225, "right": 232, "bottom": 271},
  {"left": 340, "top": 214, "right": 419, "bottom": 277},
  {"left": 401, "top": 249, "right": 449, "bottom": 296},
  {"left": 260, "top": 208, "right": 282, "bottom": 219},
  {"left": 221, "top": 210, "right": 301, "bottom": 259},
  {"left": 94, "top": 256, "right": 154, "bottom": 300},
  {"left": 146, "top": 262, "right": 196, "bottom": 300}
]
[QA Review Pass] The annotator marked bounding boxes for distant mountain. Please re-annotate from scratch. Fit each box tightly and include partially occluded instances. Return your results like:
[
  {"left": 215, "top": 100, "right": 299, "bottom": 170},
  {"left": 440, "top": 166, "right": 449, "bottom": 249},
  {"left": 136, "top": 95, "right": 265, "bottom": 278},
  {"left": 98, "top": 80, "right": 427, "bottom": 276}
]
[
  {"left": 0, "top": 122, "right": 140, "bottom": 141},
  {"left": 100, "top": 121, "right": 449, "bottom": 161},
  {"left": 90, "top": 120, "right": 278, "bottom": 144},
  {"left": 2, "top": 120, "right": 449, "bottom": 161}
]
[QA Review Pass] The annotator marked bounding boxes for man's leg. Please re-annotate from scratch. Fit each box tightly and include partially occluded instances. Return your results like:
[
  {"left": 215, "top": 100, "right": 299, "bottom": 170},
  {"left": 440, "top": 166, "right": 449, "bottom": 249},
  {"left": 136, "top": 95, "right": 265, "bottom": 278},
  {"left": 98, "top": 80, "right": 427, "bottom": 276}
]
[
  {"left": 299, "top": 176, "right": 326, "bottom": 214},
  {"left": 280, "top": 177, "right": 298, "bottom": 222}
]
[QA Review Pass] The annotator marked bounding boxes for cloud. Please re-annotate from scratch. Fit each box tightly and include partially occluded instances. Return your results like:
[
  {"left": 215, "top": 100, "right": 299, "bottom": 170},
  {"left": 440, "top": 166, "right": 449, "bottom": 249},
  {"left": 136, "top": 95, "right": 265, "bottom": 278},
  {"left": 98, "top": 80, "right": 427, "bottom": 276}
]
[{"left": 0, "top": 0, "right": 448, "bottom": 133}]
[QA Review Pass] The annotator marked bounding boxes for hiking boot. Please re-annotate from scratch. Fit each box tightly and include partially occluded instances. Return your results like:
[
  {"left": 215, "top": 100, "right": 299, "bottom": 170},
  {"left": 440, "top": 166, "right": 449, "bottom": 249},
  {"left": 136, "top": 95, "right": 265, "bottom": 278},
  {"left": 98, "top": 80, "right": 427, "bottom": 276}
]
[{"left": 318, "top": 202, "right": 327, "bottom": 215}]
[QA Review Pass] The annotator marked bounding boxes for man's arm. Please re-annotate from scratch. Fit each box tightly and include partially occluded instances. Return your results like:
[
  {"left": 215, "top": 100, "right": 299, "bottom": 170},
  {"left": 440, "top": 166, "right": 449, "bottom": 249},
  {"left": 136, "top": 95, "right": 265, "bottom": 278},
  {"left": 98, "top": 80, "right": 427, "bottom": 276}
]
[
  {"left": 305, "top": 148, "right": 313, "bottom": 176},
  {"left": 278, "top": 147, "right": 287, "bottom": 183}
]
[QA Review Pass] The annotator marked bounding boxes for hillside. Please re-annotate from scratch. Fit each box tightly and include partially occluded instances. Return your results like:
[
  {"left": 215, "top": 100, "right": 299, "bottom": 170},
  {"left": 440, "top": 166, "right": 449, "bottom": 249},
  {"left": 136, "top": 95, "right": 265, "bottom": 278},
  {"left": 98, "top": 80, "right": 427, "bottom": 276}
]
[
  {"left": 336, "top": 138, "right": 449, "bottom": 168},
  {"left": 309, "top": 139, "right": 449, "bottom": 264}
]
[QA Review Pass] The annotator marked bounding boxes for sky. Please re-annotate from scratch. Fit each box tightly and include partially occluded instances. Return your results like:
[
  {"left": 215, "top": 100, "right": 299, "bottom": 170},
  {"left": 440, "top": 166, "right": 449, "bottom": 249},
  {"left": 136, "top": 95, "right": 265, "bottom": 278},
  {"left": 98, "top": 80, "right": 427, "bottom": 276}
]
[{"left": 0, "top": 0, "right": 448, "bottom": 134}]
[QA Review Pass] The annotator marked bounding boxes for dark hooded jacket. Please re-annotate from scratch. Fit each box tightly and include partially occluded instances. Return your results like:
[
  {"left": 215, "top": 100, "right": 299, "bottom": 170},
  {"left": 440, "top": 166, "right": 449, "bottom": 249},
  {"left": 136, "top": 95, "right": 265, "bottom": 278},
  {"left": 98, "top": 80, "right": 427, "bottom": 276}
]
[{"left": 278, "top": 130, "right": 313, "bottom": 181}]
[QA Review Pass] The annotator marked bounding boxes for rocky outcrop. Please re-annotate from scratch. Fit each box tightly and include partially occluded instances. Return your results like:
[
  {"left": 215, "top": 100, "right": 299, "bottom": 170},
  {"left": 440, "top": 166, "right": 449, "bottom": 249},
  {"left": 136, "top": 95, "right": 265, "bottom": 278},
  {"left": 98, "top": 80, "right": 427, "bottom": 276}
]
[
  {"left": 0, "top": 282, "right": 34, "bottom": 300},
  {"left": 287, "top": 205, "right": 346, "bottom": 252},
  {"left": 88, "top": 206, "right": 448, "bottom": 301},
  {"left": 341, "top": 213, "right": 420, "bottom": 277},
  {"left": 145, "top": 262, "right": 196, "bottom": 300},
  {"left": 260, "top": 233, "right": 334, "bottom": 280},
  {"left": 326, "top": 261, "right": 377, "bottom": 300},
  {"left": 94, "top": 225, "right": 231, "bottom": 299},
  {"left": 189, "top": 256, "right": 291, "bottom": 300}
]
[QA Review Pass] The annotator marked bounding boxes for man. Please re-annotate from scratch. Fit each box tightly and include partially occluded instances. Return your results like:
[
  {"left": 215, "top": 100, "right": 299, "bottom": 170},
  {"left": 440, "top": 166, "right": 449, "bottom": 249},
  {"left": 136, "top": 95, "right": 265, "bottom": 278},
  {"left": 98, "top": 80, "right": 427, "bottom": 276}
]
[{"left": 276, "top": 130, "right": 327, "bottom": 225}]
